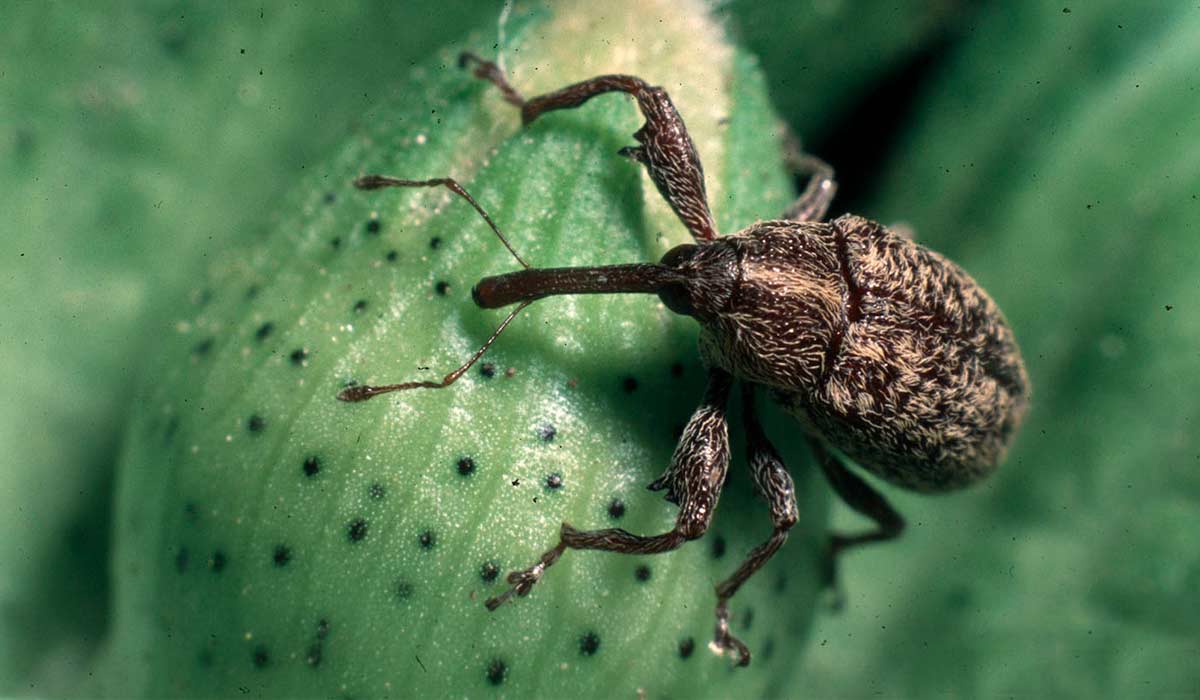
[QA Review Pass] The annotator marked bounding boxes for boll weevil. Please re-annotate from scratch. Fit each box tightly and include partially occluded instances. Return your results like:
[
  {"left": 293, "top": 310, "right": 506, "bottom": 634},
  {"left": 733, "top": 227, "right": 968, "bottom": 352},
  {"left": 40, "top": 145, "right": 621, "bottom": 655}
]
[{"left": 338, "top": 52, "right": 1030, "bottom": 666}]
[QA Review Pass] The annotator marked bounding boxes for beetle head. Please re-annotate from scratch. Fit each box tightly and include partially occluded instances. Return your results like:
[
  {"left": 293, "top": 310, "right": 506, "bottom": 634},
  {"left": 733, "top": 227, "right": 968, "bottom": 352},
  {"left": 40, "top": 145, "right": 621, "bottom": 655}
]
[{"left": 656, "top": 241, "right": 738, "bottom": 320}]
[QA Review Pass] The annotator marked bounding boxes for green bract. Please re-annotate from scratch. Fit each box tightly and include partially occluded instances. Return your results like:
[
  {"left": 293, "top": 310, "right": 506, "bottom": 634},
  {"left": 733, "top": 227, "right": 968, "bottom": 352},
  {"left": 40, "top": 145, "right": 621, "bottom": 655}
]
[{"left": 93, "top": 2, "right": 826, "bottom": 696}]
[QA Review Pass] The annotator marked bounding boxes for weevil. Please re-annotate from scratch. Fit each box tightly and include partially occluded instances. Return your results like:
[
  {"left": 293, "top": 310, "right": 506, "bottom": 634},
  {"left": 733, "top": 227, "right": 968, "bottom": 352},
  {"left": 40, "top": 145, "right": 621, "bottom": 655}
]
[{"left": 339, "top": 52, "right": 1029, "bottom": 666}]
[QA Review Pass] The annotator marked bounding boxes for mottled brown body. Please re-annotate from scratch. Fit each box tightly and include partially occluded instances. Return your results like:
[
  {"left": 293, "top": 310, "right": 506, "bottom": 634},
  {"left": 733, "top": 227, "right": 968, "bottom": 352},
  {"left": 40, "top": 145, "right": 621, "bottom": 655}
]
[
  {"left": 342, "top": 51, "right": 1030, "bottom": 667},
  {"left": 689, "top": 216, "right": 1028, "bottom": 492}
]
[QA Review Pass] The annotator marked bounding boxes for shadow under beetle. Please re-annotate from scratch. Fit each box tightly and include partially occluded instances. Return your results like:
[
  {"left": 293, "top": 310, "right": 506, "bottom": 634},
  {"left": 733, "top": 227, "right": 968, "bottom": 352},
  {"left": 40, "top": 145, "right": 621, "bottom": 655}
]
[{"left": 339, "top": 52, "right": 1030, "bottom": 666}]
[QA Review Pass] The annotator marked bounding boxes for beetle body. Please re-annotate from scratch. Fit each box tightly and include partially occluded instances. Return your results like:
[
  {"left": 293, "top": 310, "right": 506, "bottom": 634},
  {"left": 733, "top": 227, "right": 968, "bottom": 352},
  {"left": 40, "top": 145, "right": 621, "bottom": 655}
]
[
  {"left": 674, "top": 215, "right": 1029, "bottom": 492},
  {"left": 345, "top": 52, "right": 1031, "bottom": 666}
]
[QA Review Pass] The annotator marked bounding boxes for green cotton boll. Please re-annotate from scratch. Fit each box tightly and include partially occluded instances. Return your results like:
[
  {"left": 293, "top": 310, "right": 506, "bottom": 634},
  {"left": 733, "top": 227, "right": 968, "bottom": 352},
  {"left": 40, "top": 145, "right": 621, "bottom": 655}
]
[
  {"left": 791, "top": 2, "right": 1200, "bottom": 699},
  {"left": 0, "top": 2, "right": 500, "bottom": 691},
  {"left": 91, "top": 2, "right": 828, "bottom": 696}
]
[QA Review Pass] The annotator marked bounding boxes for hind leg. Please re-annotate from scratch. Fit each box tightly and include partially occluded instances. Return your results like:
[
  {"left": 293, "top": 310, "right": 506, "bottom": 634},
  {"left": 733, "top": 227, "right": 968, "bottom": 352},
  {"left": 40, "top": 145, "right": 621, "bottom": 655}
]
[{"left": 809, "top": 441, "right": 905, "bottom": 606}]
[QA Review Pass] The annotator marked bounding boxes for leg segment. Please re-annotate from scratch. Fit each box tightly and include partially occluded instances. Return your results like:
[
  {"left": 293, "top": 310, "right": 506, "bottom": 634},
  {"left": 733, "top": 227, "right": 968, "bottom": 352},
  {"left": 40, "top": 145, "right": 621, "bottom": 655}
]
[
  {"left": 808, "top": 440, "right": 905, "bottom": 594},
  {"left": 710, "top": 384, "right": 799, "bottom": 666},
  {"left": 460, "top": 51, "right": 719, "bottom": 242},
  {"left": 778, "top": 126, "right": 837, "bottom": 222},
  {"left": 485, "top": 368, "right": 733, "bottom": 610},
  {"left": 781, "top": 153, "right": 837, "bottom": 223}
]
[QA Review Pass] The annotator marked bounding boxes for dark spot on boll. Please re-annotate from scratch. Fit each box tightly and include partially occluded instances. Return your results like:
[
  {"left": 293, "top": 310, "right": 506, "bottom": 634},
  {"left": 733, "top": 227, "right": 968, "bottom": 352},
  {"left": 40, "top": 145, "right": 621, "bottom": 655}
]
[
  {"left": 353, "top": 299, "right": 368, "bottom": 314},
  {"left": 331, "top": 237, "right": 341, "bottom": 250},
  {"left": 456, "top": 456, "right": 476, "bottom": 477},
  {"left": 247, "top": 414, "right": 266, "bottom": 433},
  {"left": 252, "top": 645, "right": 269, "bottom": 669},
  {"left": 272, "top": 545, "right": 292, "bottom": 567},
  {"left": 210, "top": 550, "right": 227, "bottom": 573},
  {"left": 511, "top": 478, "right": 521, "bottom": 487},
  {"left": 305, "top": 643, "right": 322, "bottom": 667},
  {"left": 159, "top": 21, "right": 188, "bottom": 55},
  {"left": 418, "top": 530, "right": 436, "bottom": 550},
  {"left": 347, "top": 518, "right": 368, "bottom": 543},
  {"left": 944, "top": 586, "right": 973, "bottom": 610},
  {"left": 434, "top": 280, "right": 450, "bottom": 296},
  {"left": 365, "top": 217, "right": 381, "bottom": 235},
  {"left": 545, "top": 473, "right": 563, "bottom": 490},
  {"left": 323, "top": 191, "right": 336, "bottom": 204},
  {"left": 192, "top": 338, "right": 214, "bottom": 357},
  {"left": 316, "top": 618, "right": 331, "bottom": 640},
  {"left": 429, "top": 237, "right": 442, "bottom": 250},
  {"left": 255, "top": 322, "right": 274, "bottom": 342},
  {"left": 303, "top": 456, "right": 321, "bottom": 478},
  {"left": 480, "top": 561, "right": 500, "bottom": 583},
  {"left": 670, "top": 362, "right": 684, "bottom": 378},
  {"left": 245, "top": 284, "right": 260, "bottom": 300},
  {"left": 774, "top": 574, "right": 788, "bottom": 594},
  {"left": 607, "top": 499, "right": 626, "bottom": 520},
  {"left": 175, "top": 547, "right": 189, "bottom": 573},
  {"left": 368, "top": 482, "right": 386, "bottom": 500},
  {"left": 579, "top": 631, "right": 600, "bottom": 656},
  {"left": 198, "top": 649, "right": 214, "bottom": 667},
  {"left": 679, "top": 637, "right": 695, "bottom": 659},
  {"left": 537, "top": 423, "right": 557, "bottom": 442},
  {"left": 184, "top": 502, "right": 199, "bottom": 522},
  {"left": 479, "top": 362, "right": 496, "bottom": 378},
  {"left": 386, "top": 249, "right": 398, "bottom": 263},
  {"left": 761, "top": 638, "right": 776, "bottom": 662},
  {"left": 742, "top": 608, "right": 754, "bottom": 630},
  {"left": 289, "top": 348, "right": 308, "bottom": 366},
  {"left": 711, "top": 535, "right": 726, "bottom": 559},
  {"left": 395, "top": 580, "right": 413, "bottom": 601},
  {"left": 634, "top": 565, "right": 651, "bottom": 582},
  {"left": 164, "top": 416, "right": 180, "bottom": 444},
  {"left": 486, "top": 658, "right": 507, "bottom": 686},
  {"left": 622, "top": 376, "right": 639, "bottom": 393}
]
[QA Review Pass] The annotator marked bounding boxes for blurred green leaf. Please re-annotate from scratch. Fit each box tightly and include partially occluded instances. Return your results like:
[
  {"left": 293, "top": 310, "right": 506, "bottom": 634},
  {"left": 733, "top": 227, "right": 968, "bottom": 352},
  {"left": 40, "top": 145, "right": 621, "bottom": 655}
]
[
  {"left": 720, "top": 0, "right": 970, "bottom": 141},
  {"left": 792, "top": 2, "right": 1200, "bottom": 698}
]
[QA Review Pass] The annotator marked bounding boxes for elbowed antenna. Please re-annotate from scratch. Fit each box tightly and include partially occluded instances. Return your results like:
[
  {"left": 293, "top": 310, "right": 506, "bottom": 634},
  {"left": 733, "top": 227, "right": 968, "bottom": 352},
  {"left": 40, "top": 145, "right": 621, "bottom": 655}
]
[{"left": 472, "top": 263, "right": 681, "bottom": 308}]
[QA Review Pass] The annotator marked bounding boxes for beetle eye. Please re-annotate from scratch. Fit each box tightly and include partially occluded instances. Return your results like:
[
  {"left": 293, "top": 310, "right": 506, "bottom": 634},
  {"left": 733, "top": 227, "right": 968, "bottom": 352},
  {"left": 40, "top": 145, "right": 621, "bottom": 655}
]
[
  {"left": 659, "top": 243, "right": 698, "bottom": 269},
  {"left": 658, "top": 282, "right": 695, "bottom": 317}
]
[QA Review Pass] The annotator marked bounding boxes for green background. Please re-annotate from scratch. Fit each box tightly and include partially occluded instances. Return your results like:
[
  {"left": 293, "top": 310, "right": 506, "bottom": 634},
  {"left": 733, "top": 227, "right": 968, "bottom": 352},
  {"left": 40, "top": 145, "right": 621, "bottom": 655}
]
[{"left": 2, "top": 0, "right": 1197, "bottom": 697}]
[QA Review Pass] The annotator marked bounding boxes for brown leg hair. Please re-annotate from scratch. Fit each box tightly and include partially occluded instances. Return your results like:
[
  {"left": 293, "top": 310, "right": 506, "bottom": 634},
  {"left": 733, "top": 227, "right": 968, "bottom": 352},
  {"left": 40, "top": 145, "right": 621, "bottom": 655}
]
[
  {"left": 485, "top": 368, "right": 734, "bottom": 610},
  {"left": 809, "top": 440, "right": 905, "bottom": 597},
  {"left": 709, "top": 384, "right": 799, "bottom": 666},
  {"left": 460, "top": 51, "right": 719, "bottom": 242}
]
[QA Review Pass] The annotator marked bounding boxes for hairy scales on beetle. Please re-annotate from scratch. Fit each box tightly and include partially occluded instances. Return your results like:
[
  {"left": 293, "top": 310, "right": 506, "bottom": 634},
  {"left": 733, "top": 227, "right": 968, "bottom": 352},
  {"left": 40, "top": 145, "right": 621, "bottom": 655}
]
[{"left": 339, "top": 50, "right": 1029, "bottom": 667}]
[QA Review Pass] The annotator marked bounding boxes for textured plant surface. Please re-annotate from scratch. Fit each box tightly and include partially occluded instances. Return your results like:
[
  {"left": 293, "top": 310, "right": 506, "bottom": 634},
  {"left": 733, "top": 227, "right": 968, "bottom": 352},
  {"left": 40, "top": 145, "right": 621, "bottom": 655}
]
[
  {"left": 1, "top": 2, "right": 497, "bottom": 693},
  {"left": 4, "top": 0, "right": 1198, "bottom": 698}
]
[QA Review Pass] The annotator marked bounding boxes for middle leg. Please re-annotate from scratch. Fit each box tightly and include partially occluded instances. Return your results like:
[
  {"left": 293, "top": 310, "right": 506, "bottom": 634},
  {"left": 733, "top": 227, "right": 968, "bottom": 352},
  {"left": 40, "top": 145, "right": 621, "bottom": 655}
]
[
  {"left": 485, "top": 368, "right": 734, "bottom": 610},
  {"left": 710, "top": 383, "right": 799, "bottom": 666}
]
